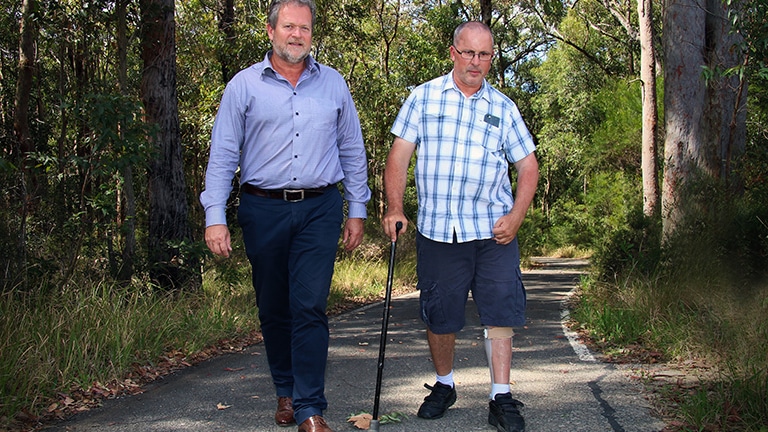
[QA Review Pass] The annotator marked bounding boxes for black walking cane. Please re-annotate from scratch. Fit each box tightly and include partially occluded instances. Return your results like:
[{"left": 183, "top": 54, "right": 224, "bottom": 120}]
[{"left": 370, "top": 221, "right": 402, "bottom": 432}]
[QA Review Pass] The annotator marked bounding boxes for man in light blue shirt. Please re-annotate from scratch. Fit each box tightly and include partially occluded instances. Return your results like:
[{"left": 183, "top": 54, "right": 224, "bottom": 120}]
[
  {"left": 382, "top": 21, "right": 538, "bottom": 432},
  {"left": 200, "top": 1, "right": 369, "bottom": 431}
]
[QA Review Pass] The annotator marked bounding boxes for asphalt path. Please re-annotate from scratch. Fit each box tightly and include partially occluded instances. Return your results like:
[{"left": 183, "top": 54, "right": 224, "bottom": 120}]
[{"left": 47, "top": 258, "right": 666, "bottom": 432}]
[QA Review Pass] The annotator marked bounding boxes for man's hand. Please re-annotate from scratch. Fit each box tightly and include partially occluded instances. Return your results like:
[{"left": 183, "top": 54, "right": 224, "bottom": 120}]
[
  {"left": 205, "top": 224, "right": 232, "bottom": 258},
  {"left": 382, "top": 211, "right": 408, "bottom": 242},
  {"left": 492, "top": 213, "right": 523, "bottom": 245},
  {"left": 342, "top": 218, "right": 365, "bottom": 251},
  {"left": 493, "top": 153, "right": 539, "bottom": 245}
]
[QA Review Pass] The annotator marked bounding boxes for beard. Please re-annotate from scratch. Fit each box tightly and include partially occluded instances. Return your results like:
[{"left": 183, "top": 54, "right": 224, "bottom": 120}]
[{"left": 273, "top": 39, "right": 310, "bottom": 65}]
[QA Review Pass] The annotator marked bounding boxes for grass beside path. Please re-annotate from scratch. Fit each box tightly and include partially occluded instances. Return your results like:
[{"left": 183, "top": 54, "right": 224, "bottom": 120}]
[{"left": 569, "top": 269, "right": 768, "bottom": 431}]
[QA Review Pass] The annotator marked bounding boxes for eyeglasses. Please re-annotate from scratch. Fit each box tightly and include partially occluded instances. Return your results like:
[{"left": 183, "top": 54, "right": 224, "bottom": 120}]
[{"left": 453, "top": 46, "right": 493, "bottom": 62}]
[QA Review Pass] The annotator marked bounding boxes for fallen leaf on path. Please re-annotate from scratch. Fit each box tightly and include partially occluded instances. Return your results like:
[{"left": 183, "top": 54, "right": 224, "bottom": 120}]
[
  {"left": 347, "top": 412, "right": 372, "bottom": 429},
  {"left": 217, "top": 403, "right": 231, "bottom": 410},
  {"left": 224, "top": 367, "right": 245, "bottom": 372}
]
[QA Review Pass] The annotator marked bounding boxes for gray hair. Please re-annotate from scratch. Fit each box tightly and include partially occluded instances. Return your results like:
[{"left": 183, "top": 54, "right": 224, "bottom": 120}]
[
  {"left": 453, "top": 21, "right": 494, "bottom": 45},
  {"left": 268, "top": 0, "right": 317, "bottom": 29}
]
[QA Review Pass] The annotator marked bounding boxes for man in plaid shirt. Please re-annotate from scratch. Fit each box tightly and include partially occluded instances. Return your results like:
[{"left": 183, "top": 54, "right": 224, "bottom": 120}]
[{"left": 382, "top": 21, "right": 539, "bottom": 432}]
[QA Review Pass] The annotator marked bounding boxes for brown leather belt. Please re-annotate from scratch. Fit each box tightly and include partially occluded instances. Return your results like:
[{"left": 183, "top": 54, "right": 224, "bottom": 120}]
[{"left": 241, "top": 183, "right": 334, "bottom": 202}]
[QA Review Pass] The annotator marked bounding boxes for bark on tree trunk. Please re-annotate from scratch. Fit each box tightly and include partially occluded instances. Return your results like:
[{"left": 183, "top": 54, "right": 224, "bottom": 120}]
[
  {"left": 662, "top": 0, "right": 746, "bottom": 238},
  {"left": 638, "top": 0, "right": 659, "bottom": 218},
  {"left": 662, "top": 0, "right": 707, "bottom": 237},
  {"left": 117, "top": 0, "right": 137, "bottom": 283},
  {"left": 702, "top": 0, "right": 747, "bottom": 188},
  {"left": 12, "top": 0, "right": 38, "bottom": 287},
  {"left": 141, "top": 0, "right": 198, "bottom": 289},
  {"left": 480, "top": 0, "right": 492, "bottom": 26},
  {"left": 14, "top": 0, "right": 35, "bottom": 159}
]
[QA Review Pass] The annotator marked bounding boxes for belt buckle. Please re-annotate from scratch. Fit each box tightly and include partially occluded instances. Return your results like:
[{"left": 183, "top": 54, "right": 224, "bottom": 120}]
[{"left": 283, "top": 189, "right": 304, "bottom": 202}]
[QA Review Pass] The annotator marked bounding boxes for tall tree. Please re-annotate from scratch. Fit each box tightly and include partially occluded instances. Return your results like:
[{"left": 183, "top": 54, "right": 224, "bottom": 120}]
[
  {"left": 12, "top": 0, "right": 37, "bottom": 286},
  {"left": 638, "top": 0, "right": 659, "bottom": 217},
  {"left": 140, "top": 0, "right": 197, "bottom": 289},
  {"left": 662, "top": 0, "right": 747, "bottom": 236},
  {"left": 116, "top": 0, "right": 137, "bottom": 283},
  {"left": 13, "top": 0, "right": 35, "bottom": 160}
]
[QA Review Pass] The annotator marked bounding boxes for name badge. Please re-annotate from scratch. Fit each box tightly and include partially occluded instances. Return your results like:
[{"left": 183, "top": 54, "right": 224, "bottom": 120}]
[{"left": 484, "top": 113, "right": 500, "bottom": 127}]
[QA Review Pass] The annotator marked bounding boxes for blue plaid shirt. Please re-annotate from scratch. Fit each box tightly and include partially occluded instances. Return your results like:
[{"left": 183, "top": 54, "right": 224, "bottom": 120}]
[{"left": 390, "top": 72, "right": 536, "bottom": 243}]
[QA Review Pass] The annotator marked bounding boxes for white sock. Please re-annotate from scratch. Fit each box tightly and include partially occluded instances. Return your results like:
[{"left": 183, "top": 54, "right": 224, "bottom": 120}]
[
  {"left": 490, "top": 383, "right": 510, "bottom": 400},
  {"left": 436, "top": 370, "right": 454, "bottom": 388}
]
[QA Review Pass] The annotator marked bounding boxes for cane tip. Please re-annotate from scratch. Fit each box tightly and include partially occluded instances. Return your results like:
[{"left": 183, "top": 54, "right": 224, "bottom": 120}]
[{"left": 370, "top": 419, "right": 380, "bottom": 431}]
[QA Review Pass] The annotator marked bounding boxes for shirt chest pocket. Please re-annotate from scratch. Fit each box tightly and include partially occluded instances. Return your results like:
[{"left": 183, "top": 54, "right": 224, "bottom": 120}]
[
  {"left": 423, "top": 106, "right": 450, "bottom": 138},
  {"left": 308, "top": 98, "right": 339, "bottom": 131},
  {"left": 471, "top": 121, "right": 504, "bottom": 157}
]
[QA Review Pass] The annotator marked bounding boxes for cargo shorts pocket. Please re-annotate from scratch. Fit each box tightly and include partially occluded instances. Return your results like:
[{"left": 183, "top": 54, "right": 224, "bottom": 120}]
[{"left": 419, "top": 280, "right": 455, "bottom": 332}]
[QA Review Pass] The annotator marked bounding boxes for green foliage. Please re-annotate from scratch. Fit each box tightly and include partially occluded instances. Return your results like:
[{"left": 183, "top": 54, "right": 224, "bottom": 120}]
[
  {"left": 727, "top": 0, "right": 768, "bottom": 80},
  {"left": 378, "top": 411, "right": 408, "bottom": 424},
  {"left": 592, "top": 205, "right": 662, "bottom": 280}
]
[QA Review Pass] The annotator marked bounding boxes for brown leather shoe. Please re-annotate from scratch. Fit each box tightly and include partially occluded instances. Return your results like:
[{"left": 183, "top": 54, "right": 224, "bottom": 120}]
[
  {"left": 274, "top": 396, "right": 295, "bottom": 426},
  {"left": 297, "top": 415, "right": 333, "bottom": 432}
]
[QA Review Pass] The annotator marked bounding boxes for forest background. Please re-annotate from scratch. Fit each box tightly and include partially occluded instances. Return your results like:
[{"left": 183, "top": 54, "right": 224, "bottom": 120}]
[{"left": 1, "top": 0, "right": 767, "bottom": 430}]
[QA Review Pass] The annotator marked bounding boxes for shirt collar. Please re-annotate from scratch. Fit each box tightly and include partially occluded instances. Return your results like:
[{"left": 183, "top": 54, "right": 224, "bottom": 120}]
[
  {"left": 262, "top": 51, "right": 320, "bottom": 77},
  {"left": 442, "top": 71, "right": 491, "bottom": 101}
]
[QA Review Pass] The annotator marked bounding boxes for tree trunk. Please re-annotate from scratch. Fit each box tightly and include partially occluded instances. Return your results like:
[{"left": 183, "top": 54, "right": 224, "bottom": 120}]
[
  {"left": 638, "top": 0, "right": 659, "bottom": 218},
  {"left": 702, "top": 0, "right": 747, "bottom": 188},
  {"left": 662, "top": 0, "right": 746, "bottom": 238},
  {"left": 480, "top": 0, "right": 492, "bottom": 26},
  {"left": 12, "top": 0, "right": 38, "bottom": 288},
  {"left": 117, "top": 0, "right": 137, "bottom": 283},
  {"left": 140, "top": 0, "right": 198, "bottom": 289},
  {"left": 217, "top": 0, "right": 236, "bottom": 83},
  {"left": 14, "top": 0, "right": 35, "bottom": 159},
  {"left": 662, "top": 0, "right": 707, "bottom": 237}
]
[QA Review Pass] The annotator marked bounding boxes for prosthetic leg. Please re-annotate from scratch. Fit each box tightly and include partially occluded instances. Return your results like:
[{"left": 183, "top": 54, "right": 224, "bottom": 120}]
[{"left": 484, "top": 327, "right": 514, "bottom": 398}]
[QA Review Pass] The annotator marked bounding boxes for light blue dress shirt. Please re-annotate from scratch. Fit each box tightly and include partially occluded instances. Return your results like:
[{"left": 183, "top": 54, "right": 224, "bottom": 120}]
[
  {"left": 201, "top": 52, "right": 371, "bottom": 227},
  {"left": 390, "top": 72, "right": 536, "bottom": 244}
]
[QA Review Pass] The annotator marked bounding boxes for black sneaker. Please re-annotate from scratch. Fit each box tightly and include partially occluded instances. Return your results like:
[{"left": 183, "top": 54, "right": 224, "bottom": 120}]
[
  {"left": 488, "top": 392, "right": 525, "bottom": 432},
  {"left": 417, "top": 382, "right": 457, "bottom": 419}
]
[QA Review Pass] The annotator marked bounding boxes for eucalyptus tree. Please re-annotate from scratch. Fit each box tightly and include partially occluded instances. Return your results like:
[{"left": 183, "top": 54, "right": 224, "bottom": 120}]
[
  {"left": 141, "top": 0, "right": 197, "bottom": 289},
  {"left": 14, "top": 0, "right": 35, "bottom": 164},
  {"left": 661, "top": 0, "right": 747, "bottom": 238},
  {"left": 637, "top": 0, "right": 658, "bottom": 218}
]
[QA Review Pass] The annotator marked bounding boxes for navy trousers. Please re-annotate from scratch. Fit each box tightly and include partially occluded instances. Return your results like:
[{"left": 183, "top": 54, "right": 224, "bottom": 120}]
[{"left": 238, "top": 187, "right": 342, "bottom": 425}]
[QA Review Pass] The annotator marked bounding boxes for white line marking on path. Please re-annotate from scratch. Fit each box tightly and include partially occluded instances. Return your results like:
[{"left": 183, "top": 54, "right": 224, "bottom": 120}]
[{"left": 560, "top": 288, "right": 596, "bottom": 362}]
